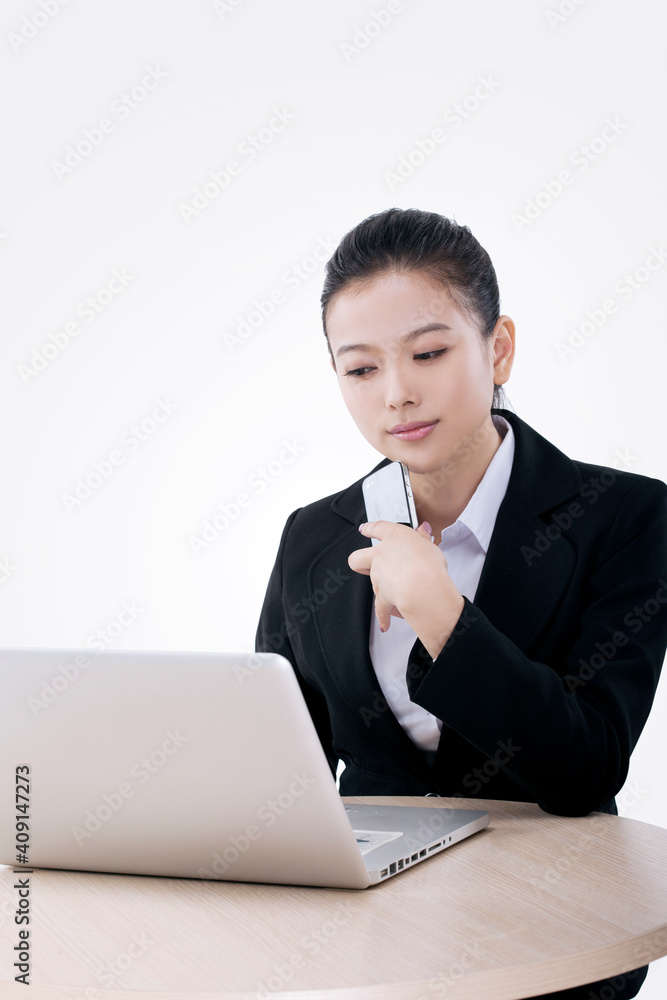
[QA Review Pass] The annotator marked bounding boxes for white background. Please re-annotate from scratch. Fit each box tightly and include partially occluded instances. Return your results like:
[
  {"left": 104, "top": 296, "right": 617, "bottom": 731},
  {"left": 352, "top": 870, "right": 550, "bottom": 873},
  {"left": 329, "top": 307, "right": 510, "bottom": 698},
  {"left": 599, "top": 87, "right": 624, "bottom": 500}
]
[{"left": 1, "top": 0, "right": 666, "bottom": 994}]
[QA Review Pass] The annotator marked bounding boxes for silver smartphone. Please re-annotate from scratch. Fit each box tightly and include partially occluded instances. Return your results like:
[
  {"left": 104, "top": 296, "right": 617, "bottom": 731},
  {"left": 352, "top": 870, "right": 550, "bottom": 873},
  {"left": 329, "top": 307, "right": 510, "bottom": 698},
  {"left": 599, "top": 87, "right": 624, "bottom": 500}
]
[{"left": 362, "top": 462, "right": 419, "bottom": 545}]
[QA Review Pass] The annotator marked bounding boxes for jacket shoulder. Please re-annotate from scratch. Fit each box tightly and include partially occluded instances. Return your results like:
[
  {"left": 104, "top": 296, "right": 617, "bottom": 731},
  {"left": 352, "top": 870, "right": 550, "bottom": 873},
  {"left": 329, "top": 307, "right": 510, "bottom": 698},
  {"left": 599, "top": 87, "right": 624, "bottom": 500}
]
[
  {"left": 498, "top": 408, "right": 667, "bottom": 514},
  {"left": 571, "top": 460, "right": 667, "bottom": 498}
]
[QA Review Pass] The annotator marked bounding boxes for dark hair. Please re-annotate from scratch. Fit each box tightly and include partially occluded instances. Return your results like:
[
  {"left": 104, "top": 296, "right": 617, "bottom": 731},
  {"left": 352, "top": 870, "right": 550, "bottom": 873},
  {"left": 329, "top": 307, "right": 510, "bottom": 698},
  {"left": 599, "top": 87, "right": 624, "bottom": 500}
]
[{"left": 321, "top": 207, "right": 506, "bottom": 409}]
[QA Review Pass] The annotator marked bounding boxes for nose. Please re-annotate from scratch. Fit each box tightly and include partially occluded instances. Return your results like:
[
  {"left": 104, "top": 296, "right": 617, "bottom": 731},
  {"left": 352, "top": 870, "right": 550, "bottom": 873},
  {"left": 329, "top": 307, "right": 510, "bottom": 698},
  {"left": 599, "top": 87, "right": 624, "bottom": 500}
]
[{"left": 384, "top": 361, "right": 419, "bottom": 410}]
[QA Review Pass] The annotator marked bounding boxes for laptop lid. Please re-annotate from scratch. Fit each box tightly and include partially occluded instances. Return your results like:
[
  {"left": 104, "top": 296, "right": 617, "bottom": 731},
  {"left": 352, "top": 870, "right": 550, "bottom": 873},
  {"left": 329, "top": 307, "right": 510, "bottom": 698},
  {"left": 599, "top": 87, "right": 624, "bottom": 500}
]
[{"left": 0, "top": 648, "right": 488, "bottom": 889}]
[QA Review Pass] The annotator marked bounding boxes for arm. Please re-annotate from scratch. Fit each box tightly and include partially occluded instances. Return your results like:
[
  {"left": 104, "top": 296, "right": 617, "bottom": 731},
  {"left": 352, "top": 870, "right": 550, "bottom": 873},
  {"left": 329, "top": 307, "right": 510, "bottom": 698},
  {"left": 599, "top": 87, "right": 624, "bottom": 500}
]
[
  {"left": 255, "top": 508, "right": 339, "bottom": 779},
  {"left": 408, "top": 479, "right": 667, "bottom": 815}
]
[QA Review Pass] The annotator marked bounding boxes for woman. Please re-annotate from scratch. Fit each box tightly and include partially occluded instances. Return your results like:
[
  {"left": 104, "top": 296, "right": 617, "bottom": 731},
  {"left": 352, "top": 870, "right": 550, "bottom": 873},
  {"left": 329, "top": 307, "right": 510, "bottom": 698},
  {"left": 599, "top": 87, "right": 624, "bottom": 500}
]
[{"left": 256, "top": 207, "right": 667, "bottom": 1000}]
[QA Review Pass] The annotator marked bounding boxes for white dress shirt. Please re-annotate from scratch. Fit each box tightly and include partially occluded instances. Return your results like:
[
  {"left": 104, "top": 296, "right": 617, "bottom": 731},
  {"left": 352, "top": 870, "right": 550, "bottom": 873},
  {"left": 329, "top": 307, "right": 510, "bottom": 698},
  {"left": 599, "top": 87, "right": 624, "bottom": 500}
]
[{"left": 368, "top": 414, "right": 515, "bottom": 758}]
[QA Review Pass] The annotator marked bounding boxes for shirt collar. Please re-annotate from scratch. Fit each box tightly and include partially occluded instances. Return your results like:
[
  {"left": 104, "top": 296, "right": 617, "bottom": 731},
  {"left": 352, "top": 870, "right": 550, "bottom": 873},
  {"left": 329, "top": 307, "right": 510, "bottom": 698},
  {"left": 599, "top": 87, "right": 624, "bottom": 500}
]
[{"left": 439, "top": 414, "right": 515, "bottom": 554}]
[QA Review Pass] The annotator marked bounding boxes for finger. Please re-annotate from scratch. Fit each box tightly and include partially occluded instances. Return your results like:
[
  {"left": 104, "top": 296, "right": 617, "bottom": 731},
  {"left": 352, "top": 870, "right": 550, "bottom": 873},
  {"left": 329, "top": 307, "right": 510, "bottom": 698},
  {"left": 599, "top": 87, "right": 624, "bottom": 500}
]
[
  {"left": 416, "top": 520, "right": 434, "bottom": 542},
  {"left": 375, "top": 608, "right": 391, "bottom": 633},
  {"left": 374, "top": 595, "right": 396, "bottom": 633},
  {"left": 358, "top": 520, "right": 402, "bottom": 543},
  {"left": 348, "top": 547, "right": 372, "bottom": 575}
]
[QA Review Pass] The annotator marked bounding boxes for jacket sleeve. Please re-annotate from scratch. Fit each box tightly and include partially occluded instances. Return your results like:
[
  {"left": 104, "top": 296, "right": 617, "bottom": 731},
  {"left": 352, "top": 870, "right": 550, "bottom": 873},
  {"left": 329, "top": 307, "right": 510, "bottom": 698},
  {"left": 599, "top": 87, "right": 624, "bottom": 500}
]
[
  {"left": 408, "top": 478, "right": 667, "bottom": 816},
  {"left": 255, "top": 509, "right": 339, "bottom": 779}
]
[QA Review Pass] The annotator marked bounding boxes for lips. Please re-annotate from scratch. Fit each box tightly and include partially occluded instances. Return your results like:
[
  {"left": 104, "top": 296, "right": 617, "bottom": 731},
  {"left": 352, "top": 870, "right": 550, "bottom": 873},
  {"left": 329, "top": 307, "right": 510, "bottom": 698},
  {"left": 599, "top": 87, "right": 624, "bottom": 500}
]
[
  {"left": 389, "top": 421, "right": 436, "bottom": 434},
  {"left": 389, "top": 421, "right": 438, "bottom": 441}
]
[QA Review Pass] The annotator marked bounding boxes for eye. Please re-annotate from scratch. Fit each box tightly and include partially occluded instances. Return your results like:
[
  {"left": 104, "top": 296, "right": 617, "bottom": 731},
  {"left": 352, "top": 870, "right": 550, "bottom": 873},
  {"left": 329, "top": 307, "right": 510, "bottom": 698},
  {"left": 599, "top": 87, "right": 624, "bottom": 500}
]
[
  {"left": 342, "top": 348, "right": 447, "bottom": 377},
  {"left": 414, "top": 349, "right": 447, "bottom": 361}
]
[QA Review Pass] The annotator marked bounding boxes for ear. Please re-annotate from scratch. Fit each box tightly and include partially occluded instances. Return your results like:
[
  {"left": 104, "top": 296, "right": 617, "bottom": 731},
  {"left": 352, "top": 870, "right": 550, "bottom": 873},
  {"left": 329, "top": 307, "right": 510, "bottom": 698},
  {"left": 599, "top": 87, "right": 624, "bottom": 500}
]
[{"left": 491, "top": 315, "right": 515, "bottom": 386}]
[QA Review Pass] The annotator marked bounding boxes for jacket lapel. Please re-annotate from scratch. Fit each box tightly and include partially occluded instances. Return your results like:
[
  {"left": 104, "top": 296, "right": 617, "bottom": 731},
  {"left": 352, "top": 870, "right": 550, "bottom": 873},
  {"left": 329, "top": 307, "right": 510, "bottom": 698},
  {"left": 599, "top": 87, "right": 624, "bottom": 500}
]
[
  {"left": 308, "top": 462, "right": 434, "bottom": 772},
  {"left": 473, "top": 496, "right": 576, "bottom": 653},
  {"left": 472, "top": 410, "right": 584, "bottom": 652}
]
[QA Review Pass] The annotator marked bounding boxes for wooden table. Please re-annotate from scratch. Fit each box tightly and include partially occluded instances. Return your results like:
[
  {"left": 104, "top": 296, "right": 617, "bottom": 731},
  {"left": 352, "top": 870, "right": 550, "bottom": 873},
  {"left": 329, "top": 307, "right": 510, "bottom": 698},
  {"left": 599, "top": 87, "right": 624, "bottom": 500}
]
[{"left": 1, "top": 797, "right": 666, "bottom": 999}]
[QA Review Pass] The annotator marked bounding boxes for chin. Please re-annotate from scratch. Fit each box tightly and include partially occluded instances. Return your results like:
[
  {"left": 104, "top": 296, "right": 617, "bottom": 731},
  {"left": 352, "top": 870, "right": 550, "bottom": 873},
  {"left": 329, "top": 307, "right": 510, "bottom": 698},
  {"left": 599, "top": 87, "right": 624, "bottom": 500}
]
[{"left": 408, "top": 445, "right": 463, "bottom": 474}]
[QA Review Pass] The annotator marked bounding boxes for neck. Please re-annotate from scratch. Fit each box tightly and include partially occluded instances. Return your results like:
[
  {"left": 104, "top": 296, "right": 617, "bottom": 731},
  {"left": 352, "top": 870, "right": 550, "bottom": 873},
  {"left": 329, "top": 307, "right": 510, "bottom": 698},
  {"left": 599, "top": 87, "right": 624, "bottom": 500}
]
[{"left": 409, "top": 414, "right": 503, "bottom": 541}]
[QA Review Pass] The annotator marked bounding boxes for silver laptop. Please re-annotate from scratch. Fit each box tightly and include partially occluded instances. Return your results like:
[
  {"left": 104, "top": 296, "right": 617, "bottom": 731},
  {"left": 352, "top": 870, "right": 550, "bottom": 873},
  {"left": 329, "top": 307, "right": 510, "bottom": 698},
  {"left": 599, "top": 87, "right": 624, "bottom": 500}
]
[{"left": 0, "top": 647, "right": 489, "bottom": 889}]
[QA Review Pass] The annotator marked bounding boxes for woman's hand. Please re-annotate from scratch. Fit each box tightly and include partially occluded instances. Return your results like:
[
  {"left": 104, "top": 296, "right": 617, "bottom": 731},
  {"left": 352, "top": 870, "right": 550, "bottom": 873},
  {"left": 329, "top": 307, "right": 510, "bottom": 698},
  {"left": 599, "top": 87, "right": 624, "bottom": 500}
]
[{"left": 348, "top": 521, "right": 465, "bottom": 659}]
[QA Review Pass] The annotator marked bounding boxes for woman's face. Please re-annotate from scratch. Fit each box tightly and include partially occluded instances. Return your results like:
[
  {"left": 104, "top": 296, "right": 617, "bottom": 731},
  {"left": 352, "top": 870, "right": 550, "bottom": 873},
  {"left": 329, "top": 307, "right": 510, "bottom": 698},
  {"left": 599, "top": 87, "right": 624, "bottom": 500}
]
[{"left": 325, "top": 270, "right": 514, "bottom": 478}]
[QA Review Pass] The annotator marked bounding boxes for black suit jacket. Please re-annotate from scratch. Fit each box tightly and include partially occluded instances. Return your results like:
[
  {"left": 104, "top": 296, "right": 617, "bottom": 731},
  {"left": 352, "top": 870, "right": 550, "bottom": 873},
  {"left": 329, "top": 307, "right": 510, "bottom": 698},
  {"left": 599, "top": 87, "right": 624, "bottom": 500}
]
[{"left": 256, "top": 409, "right": 667, "bottom": 817}]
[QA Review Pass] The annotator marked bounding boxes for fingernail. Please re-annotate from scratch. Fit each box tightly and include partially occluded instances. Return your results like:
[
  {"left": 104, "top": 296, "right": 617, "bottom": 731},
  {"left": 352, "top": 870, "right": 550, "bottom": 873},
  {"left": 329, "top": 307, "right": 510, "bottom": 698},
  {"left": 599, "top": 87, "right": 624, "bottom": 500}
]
[
  {"left": 419, "top": 521, "right": 433, "bottom": 536},
  {"left": 380, "top": 624, "right": 387, "bottom": 633},
  {"left": 358, "top": 522, "right": 367, "bottom": 533}
]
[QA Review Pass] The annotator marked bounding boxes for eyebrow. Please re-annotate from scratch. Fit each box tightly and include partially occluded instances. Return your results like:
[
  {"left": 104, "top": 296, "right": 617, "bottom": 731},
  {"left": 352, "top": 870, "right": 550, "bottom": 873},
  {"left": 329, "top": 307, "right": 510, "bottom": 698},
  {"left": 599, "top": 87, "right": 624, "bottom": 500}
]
[{"left": 334, "top": 323, "right": 452, "bottom": 359}]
